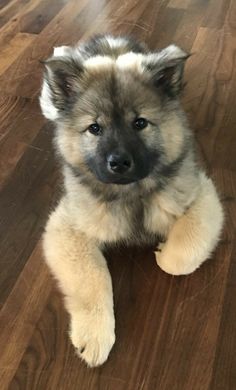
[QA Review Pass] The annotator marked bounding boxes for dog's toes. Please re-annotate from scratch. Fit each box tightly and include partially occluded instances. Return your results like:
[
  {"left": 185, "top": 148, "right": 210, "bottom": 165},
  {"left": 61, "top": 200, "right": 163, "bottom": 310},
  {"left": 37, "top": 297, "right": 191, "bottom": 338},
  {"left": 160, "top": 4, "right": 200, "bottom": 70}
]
[
  {"left": 79, "top": 346, "right": 86, "bottom": 354},
  {"left": 155, "top": 242, "right": 165, "bottom": 253},
  {"left": 155, "top": 244, "right": 201, "bottom": 275},
  {"left": 69, "top": 309, "right": 115, "bottom": 367}
]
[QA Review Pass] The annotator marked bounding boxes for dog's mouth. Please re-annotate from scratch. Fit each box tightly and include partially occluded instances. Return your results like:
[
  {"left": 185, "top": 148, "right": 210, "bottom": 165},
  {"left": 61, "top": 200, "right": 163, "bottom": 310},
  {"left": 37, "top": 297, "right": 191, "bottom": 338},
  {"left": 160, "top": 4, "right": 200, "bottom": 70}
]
[
  {"left": 95, "top": 170, "right": 149, "bottom": 185},
  {"left": 100, "top": 176, "right": 139, "bottom": 185}
]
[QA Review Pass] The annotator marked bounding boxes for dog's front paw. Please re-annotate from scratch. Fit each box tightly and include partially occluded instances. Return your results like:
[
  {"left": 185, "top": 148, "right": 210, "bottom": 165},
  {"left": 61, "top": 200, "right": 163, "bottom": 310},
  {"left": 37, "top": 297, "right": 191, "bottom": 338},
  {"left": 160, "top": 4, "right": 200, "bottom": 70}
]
[
  {"left": 154, "top": 244, "right": 200, "bottom": 275},
  {"left": 69, "top": 307, "right": 115, "bottom": 367}
]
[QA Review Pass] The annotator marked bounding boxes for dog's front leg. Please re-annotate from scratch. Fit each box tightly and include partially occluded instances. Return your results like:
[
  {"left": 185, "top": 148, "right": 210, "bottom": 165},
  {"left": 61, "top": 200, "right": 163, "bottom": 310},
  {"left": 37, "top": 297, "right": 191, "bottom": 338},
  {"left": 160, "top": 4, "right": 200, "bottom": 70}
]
[
  {"left": 155, "top": 173, "right": 224, "bottom": 275},
  {"left": 43, "top": 204, "right": 115, "bottom": 367}
]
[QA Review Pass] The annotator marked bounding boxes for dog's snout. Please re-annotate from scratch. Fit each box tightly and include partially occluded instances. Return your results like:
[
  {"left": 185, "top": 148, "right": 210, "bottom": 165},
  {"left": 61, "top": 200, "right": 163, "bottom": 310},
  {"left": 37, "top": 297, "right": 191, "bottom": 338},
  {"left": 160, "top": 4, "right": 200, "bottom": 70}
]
[{"left": 107, "top": 152, "right": 133, "bottom": 174}]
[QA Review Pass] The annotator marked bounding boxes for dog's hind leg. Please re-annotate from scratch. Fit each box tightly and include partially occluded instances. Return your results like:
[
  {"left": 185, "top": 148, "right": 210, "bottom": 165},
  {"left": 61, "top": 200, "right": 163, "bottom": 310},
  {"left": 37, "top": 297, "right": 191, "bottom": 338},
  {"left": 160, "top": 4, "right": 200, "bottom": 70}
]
[
  {"left": 43, "top": 200, "right": 115, "bottom": 367},
  {"left": 155, "top": 173, "right": 224, "bottom": 275}
]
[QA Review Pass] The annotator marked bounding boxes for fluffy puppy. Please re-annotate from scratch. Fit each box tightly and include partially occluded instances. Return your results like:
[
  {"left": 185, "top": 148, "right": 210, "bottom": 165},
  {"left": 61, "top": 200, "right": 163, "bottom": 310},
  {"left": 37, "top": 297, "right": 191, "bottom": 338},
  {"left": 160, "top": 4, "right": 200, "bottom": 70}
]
[{"left": 40, "top": 35, "right": 224, "bottom": 367}]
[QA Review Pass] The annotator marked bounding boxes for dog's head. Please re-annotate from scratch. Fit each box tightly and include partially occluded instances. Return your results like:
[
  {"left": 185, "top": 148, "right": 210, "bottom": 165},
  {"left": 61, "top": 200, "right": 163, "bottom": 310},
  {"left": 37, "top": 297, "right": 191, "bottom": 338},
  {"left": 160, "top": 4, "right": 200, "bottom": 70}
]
[{"left": 40, "top": 35, "right": 190, "bottom": 191}]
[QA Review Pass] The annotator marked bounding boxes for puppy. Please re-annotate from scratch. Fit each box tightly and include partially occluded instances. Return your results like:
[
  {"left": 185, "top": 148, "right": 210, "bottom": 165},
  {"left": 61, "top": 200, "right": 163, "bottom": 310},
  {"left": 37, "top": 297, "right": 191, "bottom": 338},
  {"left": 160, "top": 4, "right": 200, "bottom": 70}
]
[{"left": 40, "top": 35, "right": 224, "bottom": 367}]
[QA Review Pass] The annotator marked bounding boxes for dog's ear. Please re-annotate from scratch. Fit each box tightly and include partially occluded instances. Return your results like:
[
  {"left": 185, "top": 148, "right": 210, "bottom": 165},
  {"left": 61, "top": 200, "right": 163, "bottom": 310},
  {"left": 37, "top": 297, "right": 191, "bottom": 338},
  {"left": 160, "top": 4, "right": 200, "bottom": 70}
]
[
  {"left": 40, "top": 54, "right": 83, "bottom": 121},
  {"left": 142, "top": 45, "right": 190, "bottom": 97}
]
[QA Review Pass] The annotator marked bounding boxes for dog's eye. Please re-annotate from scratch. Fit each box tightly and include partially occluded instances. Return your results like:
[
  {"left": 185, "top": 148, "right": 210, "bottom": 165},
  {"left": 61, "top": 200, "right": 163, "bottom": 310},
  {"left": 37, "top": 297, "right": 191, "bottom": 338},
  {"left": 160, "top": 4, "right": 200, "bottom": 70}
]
[
  {"left": 88, "top": 123, "right": 102, "bottom": 135},
  {"left": 134, "top": 118, "right": 148, "bottom": 130}
]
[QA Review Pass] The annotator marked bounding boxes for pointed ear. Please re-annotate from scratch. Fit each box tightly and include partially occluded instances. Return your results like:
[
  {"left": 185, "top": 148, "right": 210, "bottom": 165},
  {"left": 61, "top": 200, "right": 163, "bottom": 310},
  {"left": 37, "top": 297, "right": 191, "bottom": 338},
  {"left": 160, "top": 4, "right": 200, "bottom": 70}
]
[
  {"left": 40, "top": 55, "right": 83, "bottom": 121},
  {"left": 142, "top": 45, "right": 190, "bottom": 97}
]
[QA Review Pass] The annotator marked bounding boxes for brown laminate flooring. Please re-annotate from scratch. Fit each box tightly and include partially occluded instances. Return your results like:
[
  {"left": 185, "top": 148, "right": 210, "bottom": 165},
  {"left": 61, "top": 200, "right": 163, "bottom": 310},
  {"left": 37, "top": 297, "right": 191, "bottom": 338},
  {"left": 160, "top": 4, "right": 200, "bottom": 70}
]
[{"left": 0, "top": 0, "right": 236, "bottom": 389}]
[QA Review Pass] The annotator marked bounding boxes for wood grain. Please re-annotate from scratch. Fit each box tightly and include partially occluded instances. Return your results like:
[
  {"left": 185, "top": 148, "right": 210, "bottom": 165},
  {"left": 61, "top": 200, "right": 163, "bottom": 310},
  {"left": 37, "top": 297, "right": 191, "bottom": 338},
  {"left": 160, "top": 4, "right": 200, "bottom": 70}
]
[
  {"left": 0, "top": 32, "right": 36, "bottom": 76},
  {"left": 168, "top": 0, "right": 189, "bottom": 10},
  {"left": 0, "top": 97, "right": 45, "bottom": 188},
  {"left": 0, "top": 243, "right": 52, "bottom": 387},
  {"left": 0, "top": 0, "right": 235, "bottom": 389}
]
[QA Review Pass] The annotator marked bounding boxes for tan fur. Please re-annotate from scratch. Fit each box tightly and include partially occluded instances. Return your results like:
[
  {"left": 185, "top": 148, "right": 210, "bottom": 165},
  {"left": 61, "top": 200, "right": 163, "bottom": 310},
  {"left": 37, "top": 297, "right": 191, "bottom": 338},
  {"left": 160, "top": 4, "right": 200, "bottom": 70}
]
[
  {"left": 155, "top": 173, "right": 224, "bottom": 274},
  {"left": 43, "top": 166, "right": 223, "bottom": 367},
  {"left": 43, "top": 203, "right": 115, "bottom": 366},
  {"left": 63, "top": 172, "right": 133, "bottom": 243},
  {"left": 159, "top": 112, "right": 187, "bottom": 163},
  {"left": 85, "top": 55, "right": 113, "bottom": 68},
  {"left": 40, "top": 36, "right": 224, "bottom": 367}
]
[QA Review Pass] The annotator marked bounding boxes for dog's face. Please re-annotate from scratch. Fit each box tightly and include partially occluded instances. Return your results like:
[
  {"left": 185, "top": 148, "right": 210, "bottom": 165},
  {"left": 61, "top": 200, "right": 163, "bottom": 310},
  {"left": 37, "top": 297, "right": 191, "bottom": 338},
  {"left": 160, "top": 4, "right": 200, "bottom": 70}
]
[
  {"left": 60, "top": 64, "right": 162, "bottom": 185},
  {"left": 40, "top": 36, "right": 189, "bottom": 190}
]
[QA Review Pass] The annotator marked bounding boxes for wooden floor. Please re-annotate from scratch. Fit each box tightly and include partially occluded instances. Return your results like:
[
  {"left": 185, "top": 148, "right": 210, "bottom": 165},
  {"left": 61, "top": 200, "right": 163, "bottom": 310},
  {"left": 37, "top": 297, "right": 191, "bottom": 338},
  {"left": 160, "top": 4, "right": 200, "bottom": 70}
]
[{"left": 0, "top": 0, "right": 235, "bottom": 389}]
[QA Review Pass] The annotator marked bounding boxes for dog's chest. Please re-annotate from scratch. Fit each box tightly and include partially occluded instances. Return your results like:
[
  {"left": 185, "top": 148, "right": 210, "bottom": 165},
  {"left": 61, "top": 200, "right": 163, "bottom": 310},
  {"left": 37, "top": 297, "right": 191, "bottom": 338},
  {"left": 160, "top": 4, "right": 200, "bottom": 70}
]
[
  {"left": 105, "top": 195, "right": 176, "bottom": 244},
  {"left": 72, "top": 191, "right": 177, "bottom": 244}
]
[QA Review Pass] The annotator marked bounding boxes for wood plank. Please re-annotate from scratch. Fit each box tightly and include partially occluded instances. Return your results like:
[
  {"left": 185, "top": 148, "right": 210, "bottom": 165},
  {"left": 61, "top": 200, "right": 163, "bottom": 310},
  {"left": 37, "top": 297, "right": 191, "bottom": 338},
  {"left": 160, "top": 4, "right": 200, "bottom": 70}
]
[
  {"left": 0, "top": 0, "right": 35, "bottom": 29},
  {"left": 82, "top": 0, "right": 161, "bottom": 42},
  {"left": 183, "top": 27, "right": 236, "bottom": 171},
  {"left": 202, "top": 0, "right": 231, "bottom": 30},
  {"left": 0, "top": 96, "right": 45, "bottom": 188},
  {"left": 0, "top": 0, "right": 42, "bottom": 45},
  {"left": 0, "top": 95, "right": 29, "bottom": 139},
  {"left": 0, "top": 32, "right": 36, "bottom": 76},
  {"left": 170, "top": 2, "right": 205, "bottom": 52},
  {"left": 209, "top": 246, "right": 236, "bottom": 390},
  {"left": 168, "top": 0, "right": 189, "bottom": 10},
  {"left": 0, "top": 0, "right": 14, "bottom": 11},
  {"left": 0, "top": 123, "right": 59, "bottom": 307},
  {"left": 0, "top": 0, "right": 64, "bottom": 33},
  {"left": 148, "top": 6, "right": 184, "bottom": 49},
  {"left": 20, "top": 0, "right": 66, "bottom": 34},
  {"left": 0, "top": 243, "right": 52, "bottom": 388},
  {"left": 0, "top": 0, "right": 235, "bottom": 389},
  {"left": 0, "top": 0, "right": 91, "bottom": 98}
]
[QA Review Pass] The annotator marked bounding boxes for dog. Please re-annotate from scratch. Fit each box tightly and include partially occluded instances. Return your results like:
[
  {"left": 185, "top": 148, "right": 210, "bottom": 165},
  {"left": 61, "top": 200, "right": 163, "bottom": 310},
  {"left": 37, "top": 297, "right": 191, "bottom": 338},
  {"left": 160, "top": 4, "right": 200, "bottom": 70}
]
[{"left": 40, "top": 35, "right": 224, "bottom": 367}]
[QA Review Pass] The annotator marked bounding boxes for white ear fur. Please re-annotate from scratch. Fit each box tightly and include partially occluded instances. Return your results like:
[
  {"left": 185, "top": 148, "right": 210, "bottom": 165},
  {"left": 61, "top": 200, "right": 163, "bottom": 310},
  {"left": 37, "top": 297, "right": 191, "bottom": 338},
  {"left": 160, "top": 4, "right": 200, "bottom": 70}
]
[
  {"left": 40, "top": 48, "right": 82, "bottom": 121},
  {"left": 40, "top": 79, "right": 59, "bottom": 121},
  {"left": 40, "top": 47, "right": 70, "bottom": 121},
  {"left": 158, "top": 44, "right": 188, "bottom": 61},
  {"left": 142, "top": 45, "right": 189, "bottom": 96},
  {"left": 53, "top": 45, "right": 71, "bottom": 57},
  {"left": 143, "top": 45, "right": 187, "bottom": 64}
]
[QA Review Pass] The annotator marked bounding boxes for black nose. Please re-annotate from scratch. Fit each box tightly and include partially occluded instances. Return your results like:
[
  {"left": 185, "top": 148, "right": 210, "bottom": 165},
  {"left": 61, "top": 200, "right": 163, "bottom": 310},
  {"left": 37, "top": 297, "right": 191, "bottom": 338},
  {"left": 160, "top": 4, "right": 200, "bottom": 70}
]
[{"left": 107, "top": 152, "right": 133, "bottom": 174}]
